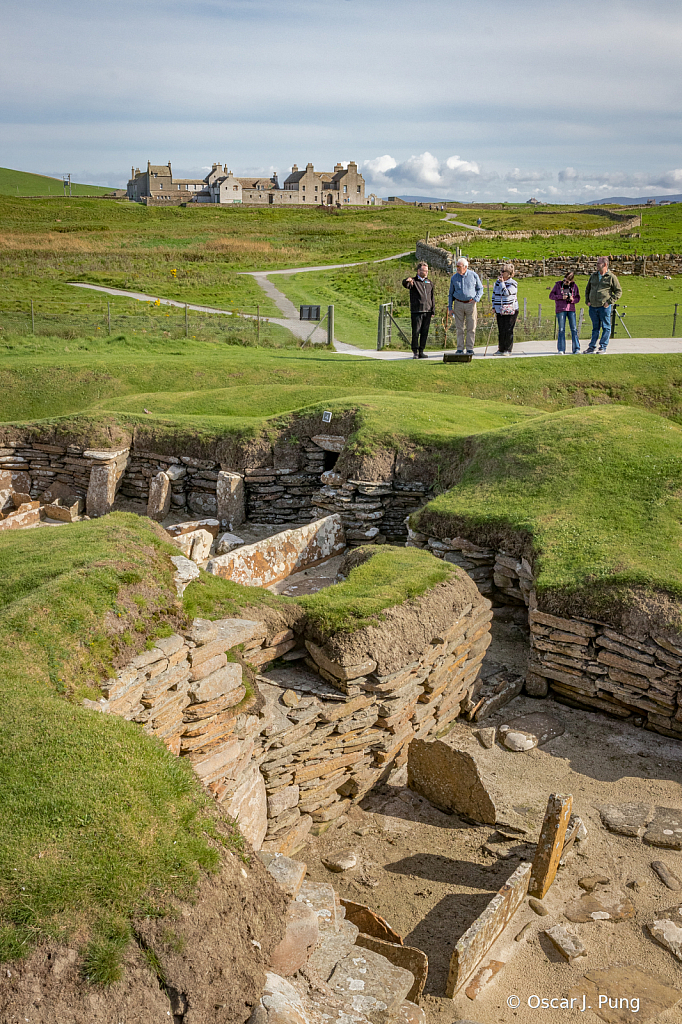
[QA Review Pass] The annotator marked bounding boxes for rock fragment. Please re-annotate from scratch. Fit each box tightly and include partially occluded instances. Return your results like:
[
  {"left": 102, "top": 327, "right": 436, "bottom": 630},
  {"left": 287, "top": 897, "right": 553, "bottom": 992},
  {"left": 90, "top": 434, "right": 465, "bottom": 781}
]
[
  {"left": 648, "top": 904, "right": 682, "bottom": 960},
  {"left": 578, "top": 875, "right": 610, "bottom": 892},
  {"left": 544, "top": 924, "right": 587, "bottom": 963},
  {"left": 564, "top": 893, "right": 634, "bottom": 923},
  {"left": 322, "top": 850, "right": 357, "bottom": 873},
  {"left": 498, "top": 713, "right": 565, "bottom": 752},
  {"left": 528, "top": 897, "right": 549, "bottom": 916},
  {"left": 651, "top": 860, "right": 682, "bottom": 890},
  {"left": 464, "top": 960, "right": 504, "bottom": 1000},
  {"left": 643, "top": 808, "right": 682, "bottom": 851},
  {"left": 598, "top": 803, "right": 654, "bottom": 838},
  {"left": 473, "top": 726, "right": 496, "bottom": 749}
]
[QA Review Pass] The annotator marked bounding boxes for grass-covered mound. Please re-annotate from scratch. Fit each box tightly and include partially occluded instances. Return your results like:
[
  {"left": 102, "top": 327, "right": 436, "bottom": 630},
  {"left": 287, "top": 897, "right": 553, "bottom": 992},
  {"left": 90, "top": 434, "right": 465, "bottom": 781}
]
[
  {"left": 298, "top": 545, "right": 455, "bottom": 638},
  {"left": 414, "top": 406, "right": 682, "bottom": 629},
  {"left": 4, "top": 338, "right": 682, "bottom": 449},
  {"left": 0, "top": 167, "right": 112, "bottom": 198},
  {"left": 0, "top": 514, "right": 263, "bottom": 975}
]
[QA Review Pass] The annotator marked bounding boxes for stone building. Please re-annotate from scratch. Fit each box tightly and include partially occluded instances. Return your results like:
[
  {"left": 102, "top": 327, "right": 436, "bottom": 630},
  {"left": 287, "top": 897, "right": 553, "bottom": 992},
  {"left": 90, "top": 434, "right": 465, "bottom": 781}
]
[
  {"left": 282, "top": 161, "right": 366, "bottom": 206},
  {"left": 126, "top": 161, "right": 205, "bottom": 203},
  {"left": 127, "top": 159, "right": 381, "bottom": 207}
]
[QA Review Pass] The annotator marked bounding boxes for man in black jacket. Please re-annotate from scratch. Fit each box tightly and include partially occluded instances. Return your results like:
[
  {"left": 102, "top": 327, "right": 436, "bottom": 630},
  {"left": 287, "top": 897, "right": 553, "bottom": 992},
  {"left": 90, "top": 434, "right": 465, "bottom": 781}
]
[{"left": 402, "top": 262, "right": 435, "bottom": 359}]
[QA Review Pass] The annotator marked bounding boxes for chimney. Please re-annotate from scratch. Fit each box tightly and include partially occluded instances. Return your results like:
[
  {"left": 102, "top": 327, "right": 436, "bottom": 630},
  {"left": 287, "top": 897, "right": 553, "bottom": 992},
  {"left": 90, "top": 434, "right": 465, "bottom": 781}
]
[{"left": 291, "top": 164, "right": 298, "bottom": 172}]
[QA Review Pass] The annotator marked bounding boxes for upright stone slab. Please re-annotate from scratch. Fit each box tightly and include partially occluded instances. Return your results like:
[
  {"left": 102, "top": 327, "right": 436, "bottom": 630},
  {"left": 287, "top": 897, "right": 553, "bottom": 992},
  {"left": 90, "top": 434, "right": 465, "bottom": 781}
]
[
  {"left": 407, "top": 730, "right": 524, "bottom": 827},
  {"left": 147, "top": 471, "right": 171, "bottom": 521},
  {"left": 528, "top": 793, "right": 573, "bottom": 899},
  {"left": 206, "top": 514, "right": 345, "bottom": 587},
  {"left": 445, "top": 862, "right": 532, "bottom": 997},
  {"left": 224, "top": 763, "right": 267, "bottom": 850},
  {"left": 85, "top": 450, "right": 129, "bottom": 518},
  {"left": 217, "top": 470, "right": 245, "bottom": 530}
]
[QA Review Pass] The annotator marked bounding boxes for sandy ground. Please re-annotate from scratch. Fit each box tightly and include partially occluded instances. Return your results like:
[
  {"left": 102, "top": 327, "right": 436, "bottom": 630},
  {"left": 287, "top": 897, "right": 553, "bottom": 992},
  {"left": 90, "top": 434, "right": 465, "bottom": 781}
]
[{"left": 297, "top": 620, "right": 682, "bottom": 1024}]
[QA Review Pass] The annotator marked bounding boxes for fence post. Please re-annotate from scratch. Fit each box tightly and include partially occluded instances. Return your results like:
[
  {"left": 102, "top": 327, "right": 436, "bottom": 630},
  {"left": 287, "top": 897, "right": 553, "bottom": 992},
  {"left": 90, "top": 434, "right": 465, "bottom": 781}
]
[
  {"left": 107, "top": 301, "right": 111, "bottom": 336},
  {"left": 523, "top": 297, "right": 527, "bottom": 321},
  {"left": 327, "top": 305, "right": 334, "bottom": 347},
  {"left": 577, "top": 307, "right": 584, "bottom": 340},
  {"left": 542, "top": 258, "right": 546, "bottom": 277},
  {"left": 257, "top": 304, "right": 260, "bottom": 345},
  {"left": 185, "top": 303, "right": 189, "bottom": 337},
  {"left": 673, "top": 304, "right": 679, "bottom": 338},
  {"left": 611, "top": 303, "right": 617, "bottom": 339},
  {"left": 537, "top": 303, "right": 542, "bottom": 327},
  {"left": 31, "top": 299, "right": 35, "bottom": 335}
]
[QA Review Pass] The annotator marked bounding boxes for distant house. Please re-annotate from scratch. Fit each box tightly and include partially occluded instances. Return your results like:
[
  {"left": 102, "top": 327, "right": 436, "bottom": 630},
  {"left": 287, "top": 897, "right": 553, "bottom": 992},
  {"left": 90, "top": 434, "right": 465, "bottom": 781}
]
[
  {"left": 526, "top": 197, "right": 540, "bottom": 205},
  {"left": 126, "top": 159, "right": 381, "bottom": 207},
  {"left": 126, "top": 162, "right": 204, "bottom": 203}
]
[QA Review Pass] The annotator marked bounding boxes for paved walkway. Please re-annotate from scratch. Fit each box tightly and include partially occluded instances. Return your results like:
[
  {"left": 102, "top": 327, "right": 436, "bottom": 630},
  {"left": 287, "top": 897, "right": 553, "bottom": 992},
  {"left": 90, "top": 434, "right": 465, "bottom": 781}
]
[
  {"left": 335, "top": 337, "right": 682, "bottom": 360},
  {"left": 441, "top": 213, "right": 485, "bottom": 232},
  {"left": 69, "top": 283, "right": 682, "bottom": 359}
]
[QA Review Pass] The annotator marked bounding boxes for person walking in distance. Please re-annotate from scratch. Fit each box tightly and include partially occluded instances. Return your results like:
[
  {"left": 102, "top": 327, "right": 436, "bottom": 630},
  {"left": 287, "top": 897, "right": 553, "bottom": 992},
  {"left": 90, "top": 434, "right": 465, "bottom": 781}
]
[
  {"left": 402, "top": 261, "right": 435, "bottom": 359},
  {"left": 491, "top": 263, "right": 519, "bottom": 355},
  {"left": 584, "top": 256, "right": 622, "bottom": 353},
  {"left": 549, "top": 271, "right": 581, "bottom": 354},
  {"left": 448, "top": 257, "right": 484, "bottom": 355}
]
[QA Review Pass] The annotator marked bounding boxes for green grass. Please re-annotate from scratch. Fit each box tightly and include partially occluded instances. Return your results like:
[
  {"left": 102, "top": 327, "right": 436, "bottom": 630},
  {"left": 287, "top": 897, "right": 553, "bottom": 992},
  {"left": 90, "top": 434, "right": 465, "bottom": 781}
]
[
  {"left": 414, "top": 405, "right": 682, "bottom": 625},
  {"left": 0, "top": 515, "right": 231, "bottom": 967},
  {"left": 456, "top": 203, "right": 682, "bottom": 259},
  {"left": 0, "top": 167, "right": 113, "bottom": 198},
  {"left": 299, "top": 545, "right": 454, "bottom": 637},
  {"left": 5, "top": 342, "right": 682, "bottom": 441}
]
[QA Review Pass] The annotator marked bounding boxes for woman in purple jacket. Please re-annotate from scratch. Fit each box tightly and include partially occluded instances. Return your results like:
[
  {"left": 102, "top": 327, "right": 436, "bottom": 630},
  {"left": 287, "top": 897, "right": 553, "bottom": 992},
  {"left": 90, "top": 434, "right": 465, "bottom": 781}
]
[{"left": 549, "top": 272, "right": 581, "bottom": 354}]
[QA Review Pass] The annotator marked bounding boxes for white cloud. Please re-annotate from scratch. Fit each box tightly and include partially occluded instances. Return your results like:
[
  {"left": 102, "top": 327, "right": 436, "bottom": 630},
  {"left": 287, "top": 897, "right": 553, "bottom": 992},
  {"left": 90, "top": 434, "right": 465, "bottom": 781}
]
[
  {"left": 361, "top": 150, "right": 484, "bottom": 194},
  {"left": 364, "top": 154, "right": 396, "bottom": 175}
]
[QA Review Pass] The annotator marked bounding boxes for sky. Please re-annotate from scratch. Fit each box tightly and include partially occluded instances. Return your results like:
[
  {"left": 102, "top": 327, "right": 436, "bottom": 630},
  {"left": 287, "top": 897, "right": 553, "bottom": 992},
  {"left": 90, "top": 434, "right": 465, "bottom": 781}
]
[{"left": 1, "top": 0, "right": 681, "bottom": 202}]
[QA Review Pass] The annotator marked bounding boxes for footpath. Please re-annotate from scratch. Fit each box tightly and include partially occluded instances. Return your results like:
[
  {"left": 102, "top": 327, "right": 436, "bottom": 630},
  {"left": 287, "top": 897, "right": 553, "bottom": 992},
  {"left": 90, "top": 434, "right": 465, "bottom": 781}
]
[{"left": 70, "top": 278, "right": 682, "bottom": 361}]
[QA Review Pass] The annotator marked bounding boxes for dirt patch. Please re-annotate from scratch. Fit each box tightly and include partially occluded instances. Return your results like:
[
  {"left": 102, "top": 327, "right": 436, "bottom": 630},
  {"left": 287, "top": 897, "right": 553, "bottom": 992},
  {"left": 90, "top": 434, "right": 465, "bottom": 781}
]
[
  {"left": 302, "top": 695, "right": 682, "bottom": 1024},
  {"left": 0, "top": 851, "right": 287, "bottom": 1024},
  {"left": 309, "top": 571, "right": 482, "bottom": 674}
]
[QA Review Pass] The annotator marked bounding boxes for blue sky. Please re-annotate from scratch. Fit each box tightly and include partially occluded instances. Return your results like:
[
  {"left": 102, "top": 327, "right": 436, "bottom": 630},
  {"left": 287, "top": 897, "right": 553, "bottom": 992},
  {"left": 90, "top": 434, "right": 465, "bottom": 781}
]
[{"left": 1, "top": 0, "right": 681, "bottom": 201}]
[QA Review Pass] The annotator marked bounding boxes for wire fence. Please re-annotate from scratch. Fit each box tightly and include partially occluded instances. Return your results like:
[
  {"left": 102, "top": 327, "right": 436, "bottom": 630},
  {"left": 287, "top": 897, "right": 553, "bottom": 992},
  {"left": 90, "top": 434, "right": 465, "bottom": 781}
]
[
  {"left": 0, "top": 300, "right": 295, "bottom": 347},
  {"left": 384, "top": 300, "right": 681, "bottom": 350}
]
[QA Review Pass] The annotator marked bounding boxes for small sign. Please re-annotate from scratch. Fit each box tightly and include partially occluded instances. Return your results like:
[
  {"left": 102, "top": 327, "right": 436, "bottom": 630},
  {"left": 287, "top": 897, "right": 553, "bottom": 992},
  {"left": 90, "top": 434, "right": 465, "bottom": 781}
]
[
  {"left": 322, "top": 410, "right": 333, "bottom": 423},
  {"left": 300, "top": 305, "right": 321, "bottom": 321}
]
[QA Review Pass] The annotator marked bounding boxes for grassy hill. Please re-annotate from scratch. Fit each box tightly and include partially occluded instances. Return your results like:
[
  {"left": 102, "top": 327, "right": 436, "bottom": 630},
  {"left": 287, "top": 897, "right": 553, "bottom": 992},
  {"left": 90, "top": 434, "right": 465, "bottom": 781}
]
[{"left": 0, "top": 167, "right": 113, "bottom": 198}]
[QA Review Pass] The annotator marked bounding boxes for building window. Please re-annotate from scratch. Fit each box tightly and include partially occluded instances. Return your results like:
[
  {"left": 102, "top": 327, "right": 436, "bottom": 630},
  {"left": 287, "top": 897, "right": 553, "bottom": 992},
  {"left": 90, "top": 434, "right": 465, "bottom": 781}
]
[
  {"left": 302, "top": 196, "right": 305, "bottom": 201},
  {"left": 315, "top": 186, "right": 318, "bottom": 192},
  {"left": 302, "top": 185, "right": 305, "bottom": 191},
  {"left": 357, "top": 186, "right": 361, "bottom": 193},
  {"left": 343, "top": 185, "right": 347, "bottom": 193}
]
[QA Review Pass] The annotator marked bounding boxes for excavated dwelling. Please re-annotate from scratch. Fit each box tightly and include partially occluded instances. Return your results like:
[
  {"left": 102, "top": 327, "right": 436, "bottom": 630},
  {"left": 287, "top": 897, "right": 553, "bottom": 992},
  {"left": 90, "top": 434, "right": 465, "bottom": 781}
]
[{"left": 3, "top": 406, "right": 682, "bottom": 1022}]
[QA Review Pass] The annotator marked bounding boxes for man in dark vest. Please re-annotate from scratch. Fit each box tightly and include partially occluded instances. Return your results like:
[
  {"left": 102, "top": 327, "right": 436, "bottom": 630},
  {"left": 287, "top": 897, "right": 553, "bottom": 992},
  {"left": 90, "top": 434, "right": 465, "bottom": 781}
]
[{"left": 402, "top": 261, "right": 435, "bottom": 359}]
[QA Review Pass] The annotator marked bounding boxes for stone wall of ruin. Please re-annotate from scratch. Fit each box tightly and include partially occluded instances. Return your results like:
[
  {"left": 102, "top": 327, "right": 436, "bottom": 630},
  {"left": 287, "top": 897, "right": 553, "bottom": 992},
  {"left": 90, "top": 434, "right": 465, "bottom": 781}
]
[
  {"left": 416, "top": 240, "right": 682, "bottom": 279},
  {"left": 408, "top": 528, "right": 682, "bottom": 738},
  {"left": 89, "top": 573, "right": 492, "bottom": 855}
]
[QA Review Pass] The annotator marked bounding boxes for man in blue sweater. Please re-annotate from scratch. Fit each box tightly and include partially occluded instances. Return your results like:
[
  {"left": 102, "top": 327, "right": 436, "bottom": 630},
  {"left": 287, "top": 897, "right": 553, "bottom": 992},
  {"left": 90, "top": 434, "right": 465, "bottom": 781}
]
[{"left": 448, "top": 257, "right": 484, "bottom": 355}]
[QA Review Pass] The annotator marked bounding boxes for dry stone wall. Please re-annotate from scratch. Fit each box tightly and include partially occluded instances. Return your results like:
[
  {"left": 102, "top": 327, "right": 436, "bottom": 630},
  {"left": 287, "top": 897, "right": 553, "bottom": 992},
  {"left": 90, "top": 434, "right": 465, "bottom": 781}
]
[
  {"left": 89, "top": 572, "right": 492, "bottom": 855},
  {"left": 408, "top": 527, "right": 682, "bottom": 738},
  {"left": 416, "top": 241, "right": 682, "bottom": 279},
  {"left": 0, "top": 434, "right": 434, "bottom": 543}
]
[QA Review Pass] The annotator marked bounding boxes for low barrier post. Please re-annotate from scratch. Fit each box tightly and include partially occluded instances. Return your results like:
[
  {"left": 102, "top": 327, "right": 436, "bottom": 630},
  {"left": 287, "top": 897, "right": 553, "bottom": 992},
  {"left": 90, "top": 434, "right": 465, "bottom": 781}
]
[
  {"left": 673, "top": 304, "right": 678, "bottom": 338},
  {"left": 31, "top": 299, "right": 35, "bottom": 335},
  {"left": 185, "top": 303, "right": 189, "bottom": 337}
]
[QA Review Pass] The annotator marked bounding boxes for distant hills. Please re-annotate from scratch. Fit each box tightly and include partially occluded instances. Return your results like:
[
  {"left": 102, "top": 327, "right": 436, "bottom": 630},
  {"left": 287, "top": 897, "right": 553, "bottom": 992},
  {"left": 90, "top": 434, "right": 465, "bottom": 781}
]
[
  {"left": 0, "top": 167, "right": 113, "bottom": 197},
  {"left": 588, "top": 194, "right": 682, "bottom": 206},
  {"left": 389, "top": 195, "right": 450, "bottom": 204}
]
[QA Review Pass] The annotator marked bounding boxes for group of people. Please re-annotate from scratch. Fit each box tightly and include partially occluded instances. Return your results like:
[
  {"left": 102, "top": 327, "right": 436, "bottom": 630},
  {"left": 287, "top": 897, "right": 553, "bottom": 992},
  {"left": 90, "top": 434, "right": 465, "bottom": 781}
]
[{"left": 402, "top": 256, "right": 623, "bottom": 358}]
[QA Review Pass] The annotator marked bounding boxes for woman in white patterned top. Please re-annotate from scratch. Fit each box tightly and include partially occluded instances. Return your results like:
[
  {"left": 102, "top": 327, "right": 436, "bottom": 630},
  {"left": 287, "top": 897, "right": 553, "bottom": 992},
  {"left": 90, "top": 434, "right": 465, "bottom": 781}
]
[{"left": 492, "top": 263, "right": 519, "bottom": 355}]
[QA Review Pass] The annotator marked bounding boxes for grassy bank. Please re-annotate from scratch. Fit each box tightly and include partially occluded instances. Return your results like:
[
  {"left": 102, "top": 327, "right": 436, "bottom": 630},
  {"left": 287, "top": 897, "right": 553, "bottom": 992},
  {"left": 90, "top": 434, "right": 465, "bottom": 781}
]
[
  {"left": 414, "top": 405, "right": 682, "bottom": 624},
  {"left": 3, "top": 340, "right": 682, "bottom": 430},
  {"left": 0, "top": 515, "right": 224, "bottom": 969},
  {"left": 0, "top": 167, "right": 113, "bottom": 198}
]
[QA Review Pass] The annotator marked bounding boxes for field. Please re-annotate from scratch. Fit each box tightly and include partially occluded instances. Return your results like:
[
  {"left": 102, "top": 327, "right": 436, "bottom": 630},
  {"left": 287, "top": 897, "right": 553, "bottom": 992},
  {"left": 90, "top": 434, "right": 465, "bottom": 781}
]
[
  {"left": 1, "top": 195, "right": 679, "bottom": 350},
  {"left": 0, "top": 166, "right": 113, "bottom": 198},
  {"left": 448, "top": 201, "right": 682, "bottom": 259}
]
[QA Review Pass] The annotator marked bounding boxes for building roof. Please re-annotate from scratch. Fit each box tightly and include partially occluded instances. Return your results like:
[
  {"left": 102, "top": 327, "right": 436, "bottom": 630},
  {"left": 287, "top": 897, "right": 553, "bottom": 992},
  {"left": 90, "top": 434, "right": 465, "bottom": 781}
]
[{"left": 148, "top": 165, "right": 172, "bottom": 175}]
